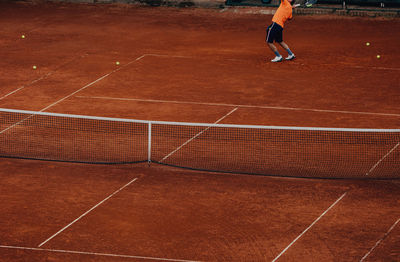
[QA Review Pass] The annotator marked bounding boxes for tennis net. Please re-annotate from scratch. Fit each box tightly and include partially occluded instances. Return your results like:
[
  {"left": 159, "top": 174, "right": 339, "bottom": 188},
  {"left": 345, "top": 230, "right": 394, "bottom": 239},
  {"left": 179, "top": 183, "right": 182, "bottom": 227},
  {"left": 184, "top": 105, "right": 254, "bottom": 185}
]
[{"left": 0, "top": 108, "right": 399, "bottom": 179}]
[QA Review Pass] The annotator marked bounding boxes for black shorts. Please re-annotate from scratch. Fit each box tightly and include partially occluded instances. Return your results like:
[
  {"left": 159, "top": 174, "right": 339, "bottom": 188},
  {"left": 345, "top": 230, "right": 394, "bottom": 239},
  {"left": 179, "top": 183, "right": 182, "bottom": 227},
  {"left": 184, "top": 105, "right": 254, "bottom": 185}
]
[{"left": 266, "top": 22, "right": 283, "bottom": 43}]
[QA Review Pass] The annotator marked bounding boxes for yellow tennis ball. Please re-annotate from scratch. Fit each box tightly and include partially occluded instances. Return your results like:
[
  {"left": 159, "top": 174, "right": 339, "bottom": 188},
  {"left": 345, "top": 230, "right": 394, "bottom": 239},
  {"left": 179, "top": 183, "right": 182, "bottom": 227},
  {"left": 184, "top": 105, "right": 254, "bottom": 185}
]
[
  {"left": 21, "top": 35, "right": 25, "bottom": 39},
  {"left": 376, "top": 55, "right": 381, "bottom": 59},
  {"left": 366, "top": 42, "right": 370, "bottom": 46},
  {"left": 32, "top": 65, "right": 37, "bottom": 70},
  {"left": 116, "top": 61, "right": 120, "bottom": 65}
]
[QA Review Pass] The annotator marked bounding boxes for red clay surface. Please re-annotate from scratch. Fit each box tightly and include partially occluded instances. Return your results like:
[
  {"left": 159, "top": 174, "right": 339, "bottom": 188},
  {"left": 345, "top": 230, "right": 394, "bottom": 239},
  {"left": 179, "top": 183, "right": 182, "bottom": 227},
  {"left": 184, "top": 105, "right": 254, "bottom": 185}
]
[
  {"left": 0, "top": 1, "right": 399, "bottom": 261},
  {"left": 0, "top": 159, "right": 399, "bottom": 262}
]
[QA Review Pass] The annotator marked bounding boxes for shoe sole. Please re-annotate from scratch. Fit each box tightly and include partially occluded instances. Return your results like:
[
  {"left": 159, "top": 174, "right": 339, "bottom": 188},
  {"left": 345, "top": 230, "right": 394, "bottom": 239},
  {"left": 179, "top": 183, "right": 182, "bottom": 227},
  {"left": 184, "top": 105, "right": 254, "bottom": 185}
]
[{"left": 285, "top": 56, "right": 296, "bottom": 61}]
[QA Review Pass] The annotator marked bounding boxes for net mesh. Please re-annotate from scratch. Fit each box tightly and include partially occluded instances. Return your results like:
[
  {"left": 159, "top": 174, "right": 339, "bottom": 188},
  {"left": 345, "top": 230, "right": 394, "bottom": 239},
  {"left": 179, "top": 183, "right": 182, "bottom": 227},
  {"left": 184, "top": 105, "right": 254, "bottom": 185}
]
[
  {"left": 1, "top": 108, "right": 399, "bottom": 179},
  {"left": 0, "top": 110, "right": 148, "bottom": 164}
]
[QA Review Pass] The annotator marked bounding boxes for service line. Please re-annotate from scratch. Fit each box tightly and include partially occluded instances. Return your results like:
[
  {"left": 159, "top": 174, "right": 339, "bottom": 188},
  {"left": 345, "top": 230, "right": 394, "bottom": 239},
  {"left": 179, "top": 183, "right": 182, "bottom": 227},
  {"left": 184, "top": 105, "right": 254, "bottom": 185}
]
[{"left": 75, "top": 96, "right": 400, "bottom": 118}]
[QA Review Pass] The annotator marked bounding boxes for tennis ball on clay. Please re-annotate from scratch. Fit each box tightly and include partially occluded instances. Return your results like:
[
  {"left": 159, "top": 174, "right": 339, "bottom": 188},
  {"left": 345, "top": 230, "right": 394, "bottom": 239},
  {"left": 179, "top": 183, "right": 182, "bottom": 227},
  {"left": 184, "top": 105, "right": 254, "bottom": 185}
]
[
  {"left": 32, "top": 65, "right": 37, "bottom": 70},
  {"left": 366, "top": 42, "right": 370, "bottom": 46},
  {"left": 21, "top": 35, "right": 25, "bottom": 39},
  {"left": 376, "top": 55, "right": 381, "bottom": 59},
  {"left": 116, "top": 61, "right": 120, "bottom": 65}
]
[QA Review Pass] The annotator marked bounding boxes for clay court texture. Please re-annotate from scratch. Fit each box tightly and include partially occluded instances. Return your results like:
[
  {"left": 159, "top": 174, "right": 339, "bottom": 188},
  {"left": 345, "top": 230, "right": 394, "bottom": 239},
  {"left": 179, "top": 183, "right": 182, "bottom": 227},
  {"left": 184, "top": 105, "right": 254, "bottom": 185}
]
[{"left": 0, "top": 1, "right": 399, "bottom": 261}]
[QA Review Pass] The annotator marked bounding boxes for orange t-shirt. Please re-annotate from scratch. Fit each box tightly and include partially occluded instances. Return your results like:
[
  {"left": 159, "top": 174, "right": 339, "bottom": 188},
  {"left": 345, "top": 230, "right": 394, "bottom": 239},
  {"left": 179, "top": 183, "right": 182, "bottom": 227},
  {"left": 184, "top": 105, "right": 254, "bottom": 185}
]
[{"left": 272, "top": 0, "right": 293, "bottom": 28}]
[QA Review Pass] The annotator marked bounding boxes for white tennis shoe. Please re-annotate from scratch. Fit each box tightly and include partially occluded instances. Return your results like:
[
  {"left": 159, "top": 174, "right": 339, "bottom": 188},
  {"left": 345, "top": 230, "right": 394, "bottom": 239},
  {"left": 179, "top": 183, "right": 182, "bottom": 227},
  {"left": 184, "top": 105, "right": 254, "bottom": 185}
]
[
  {"left": 271, "top": 56, "right": 283, "bottom": 62},
  {"left": 285, "top": 54, "right": 296, "bottom": 61}
]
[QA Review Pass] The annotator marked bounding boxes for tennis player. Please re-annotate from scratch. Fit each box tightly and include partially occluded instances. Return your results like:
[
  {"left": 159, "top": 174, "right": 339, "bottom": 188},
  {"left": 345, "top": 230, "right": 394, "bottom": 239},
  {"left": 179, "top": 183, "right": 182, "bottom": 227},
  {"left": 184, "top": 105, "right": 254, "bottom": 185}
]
[{"left": 266, "top": 0, "right": 296, "bottom": 62}]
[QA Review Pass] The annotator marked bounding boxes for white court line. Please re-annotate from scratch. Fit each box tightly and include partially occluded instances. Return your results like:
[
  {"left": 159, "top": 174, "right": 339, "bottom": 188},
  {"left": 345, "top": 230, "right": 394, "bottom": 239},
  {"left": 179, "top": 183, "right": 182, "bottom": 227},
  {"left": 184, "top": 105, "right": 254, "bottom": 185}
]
[
  {"left": 140, "top": 53, "right": 192, "bottom": 59},
  {"left": 0, "top": 57, "right": 122, "bottom": 134},
  {"left": 41, "top": 54, "right": 191, "bottom": 111},
  {"left": 366, "top": 142, "right": 400, "bottom": 176},
  {"left": 0, "top": 54, "right": 153, "bottom": 134},
  {"left": 38, "top": 177, "right": 138, "bottom": 247},
  {"left": 319, "top": 63, "right": 400, "bottom": 71},
  {"left": 2, "top": 53, "right": 196, "bottom": 250},
  {"left": 39, "top": 55, "right": 146, "bottom": 112},
  {"left": 360, "top": 217, "right": 400, "bottom": 262},
  {"left": 0, "top": 53, "right": 88, "bottom": 101},
  {"left": 272, "top": 192, "right": 347, "bottom": 262},
  {"left": 160, "top": 107, "right": 238, "bottom": 163},
  {"left": 75, "top": 96, "right": 400, "bottom": 118},
  {"left": 2, "top": 53, "right": 183, "bottom": 110},
  {"left": 342, "top": 65, "right": 400, "bottom": 71},
  {"left": 0, "top": 245, "right": 199, "bottom": 262}
]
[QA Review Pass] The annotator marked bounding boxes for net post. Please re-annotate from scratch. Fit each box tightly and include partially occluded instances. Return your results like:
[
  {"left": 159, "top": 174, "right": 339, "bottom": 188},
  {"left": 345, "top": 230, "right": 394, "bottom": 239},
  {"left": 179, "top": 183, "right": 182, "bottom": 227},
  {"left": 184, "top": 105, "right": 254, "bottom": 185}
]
[{"left": 148, "top": 122, "right": 152, "bottom": 166}]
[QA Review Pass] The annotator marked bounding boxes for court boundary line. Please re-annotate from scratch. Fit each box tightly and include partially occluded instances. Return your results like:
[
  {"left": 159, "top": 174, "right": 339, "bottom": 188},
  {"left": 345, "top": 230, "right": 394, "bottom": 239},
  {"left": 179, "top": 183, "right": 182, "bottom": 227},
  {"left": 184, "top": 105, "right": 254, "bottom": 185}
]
[
  {"left": 0, "top": 54, "right": 178, "bottom": 135},
  {"left": 39, "top": 55, "right": 145, "bottom": 112},
  {"left": 366, "top": 142, "right": 400, "bottom": 176},
  {"left": 75, "top": 96, "right": 400, "bottom": 118},
  {"left": 41, "top": 54, "right": 192, "bottom": 112},
  {"left": 1, "top": 53, "right": 188, "bottom": 110},
  {"left": 272, "top": 192, "right": 347, "bottom": 262},
  {"left": 0, "top": 56, "right": 127, "bottom": 135},
  {"left": 38, "top": 177, "right": 138, "bottom": 247},
  {"left": 0, "top": 245, "right": 199, "bottom": 262},
  {"left": 352, "top": 66, "right": 400, "bottom": 71},
  {"left": 160, "top": 107, "right": 238, "bottom": 162},
  {"left": 0, "top": 53, "right": 89, "bottom": 101},
  {"left": 359, "top": 217, "right": 400, "bottom": 262},
  {"left": 335, "top": 64, "right": 400, "bottom": 72}
]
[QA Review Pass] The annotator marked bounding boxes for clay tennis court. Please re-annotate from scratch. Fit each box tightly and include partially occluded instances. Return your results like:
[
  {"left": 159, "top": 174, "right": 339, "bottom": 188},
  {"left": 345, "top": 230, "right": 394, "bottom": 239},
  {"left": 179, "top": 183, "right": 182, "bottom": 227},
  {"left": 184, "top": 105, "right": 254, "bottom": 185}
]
[{"left": 0, "top": 1, "right": 399, "bottom": 261}]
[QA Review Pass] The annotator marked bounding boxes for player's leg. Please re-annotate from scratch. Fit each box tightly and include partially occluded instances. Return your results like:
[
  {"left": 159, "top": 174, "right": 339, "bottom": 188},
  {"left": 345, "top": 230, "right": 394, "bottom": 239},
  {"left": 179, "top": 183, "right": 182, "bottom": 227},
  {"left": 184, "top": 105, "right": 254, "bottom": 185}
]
[
  {"left": 266, "top": 23, "right": 283, "bottom": 62},
  {"left": 278, "top": 41, "right": 296, "bottom": 60},
  {"left": 268, "top": 42, "right": 279, "bottom": 55}
]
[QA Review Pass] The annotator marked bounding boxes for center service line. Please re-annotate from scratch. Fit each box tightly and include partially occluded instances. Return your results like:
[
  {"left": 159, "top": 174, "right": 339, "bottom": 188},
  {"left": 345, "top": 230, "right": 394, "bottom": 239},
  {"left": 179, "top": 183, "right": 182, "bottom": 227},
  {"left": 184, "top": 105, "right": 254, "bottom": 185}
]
[
  {"left": 272, "top": 192, "right": 347, "bottom": 262},
  {"left": 38, "top": 177, "right": 138, "bottom": 247}
]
